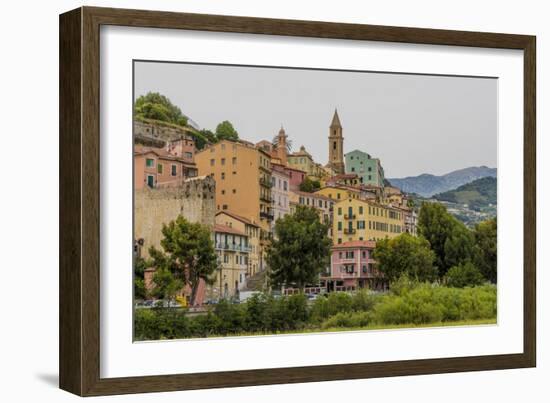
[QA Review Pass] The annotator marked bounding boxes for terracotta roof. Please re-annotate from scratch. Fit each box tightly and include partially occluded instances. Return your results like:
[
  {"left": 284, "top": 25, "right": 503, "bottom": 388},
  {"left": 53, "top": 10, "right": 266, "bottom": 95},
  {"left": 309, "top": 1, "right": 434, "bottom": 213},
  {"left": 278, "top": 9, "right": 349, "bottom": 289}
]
[
  {"left": 332, "top": 240, "right": 376, "bottom": 249},
  {"left": 331, "top": 173, "right": 358, "bottom": 180},
  {"left": 134, "top": 145, "right": 196, "bottom": 165},
  {"left": 214, "top": 224, "right": 246, "bottom": 236},
  {"left": 216, "top": 210, "right": 259, "bottom": 227}
]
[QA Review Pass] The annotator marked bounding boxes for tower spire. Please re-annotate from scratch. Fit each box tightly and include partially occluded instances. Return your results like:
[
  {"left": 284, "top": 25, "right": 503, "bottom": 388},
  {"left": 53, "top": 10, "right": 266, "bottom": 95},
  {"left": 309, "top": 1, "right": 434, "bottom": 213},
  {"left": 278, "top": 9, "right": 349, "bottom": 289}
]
[
  {"left": 328, "top": 108, "right": 345, "bottom": 174},
  {"left": 330, "top": 108, "right": 342, "bottom": 128}
]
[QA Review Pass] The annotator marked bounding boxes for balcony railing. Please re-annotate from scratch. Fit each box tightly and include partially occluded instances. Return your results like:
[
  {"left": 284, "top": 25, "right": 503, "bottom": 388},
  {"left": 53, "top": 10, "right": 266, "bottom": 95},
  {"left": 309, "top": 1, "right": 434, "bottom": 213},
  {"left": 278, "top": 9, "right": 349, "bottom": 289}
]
[
  {"left": 344, "top": 228, "right": 356, "bottom": 234},
  {"left": 216, "top": 243, "right": 252, "bottom": 252},
  {"left": 260, "top": 195, "right": 272, "bottom": 203},
  {"left": 344, "top": 214, "right": 356, "bottom": 219},
  {"left": 260, "top": 211, "right": 274, "bottom": 220},
  {"left": 259, "top": 178, "right": 273, "bottom": 188}
]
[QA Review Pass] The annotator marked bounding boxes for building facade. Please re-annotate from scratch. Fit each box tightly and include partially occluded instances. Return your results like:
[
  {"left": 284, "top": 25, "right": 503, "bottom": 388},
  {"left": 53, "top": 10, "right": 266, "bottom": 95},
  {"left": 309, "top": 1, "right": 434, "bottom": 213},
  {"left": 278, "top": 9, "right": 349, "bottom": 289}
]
[
  {"left": 345, "top": 149, "right": 385, "bottom": 187},
  {"left": 270, "top": 167, "right": 291, "bottom": 229},
  {"left": 215, "top": 211, "right": 261, "bottom": 277},
  {"left": 214, "top": 224, "right": 250, "bottom": 298},
  {"left": 314, "top": 185, "right": 361, "bottom": 202},
  {"left": 322, "top": 241, "right": 387, "bottom": 292},
  {"left": 332, "top": 198, "right": 405, "bottom": 244},
  {"left": 327, "top": 109, "right": 345, "bottom": 175},
  {"left": 289, "top": 190, "right": 334, "bottom": 228},
  {"left": 134, "top": 145, "right": 198, "bottom": 190}
]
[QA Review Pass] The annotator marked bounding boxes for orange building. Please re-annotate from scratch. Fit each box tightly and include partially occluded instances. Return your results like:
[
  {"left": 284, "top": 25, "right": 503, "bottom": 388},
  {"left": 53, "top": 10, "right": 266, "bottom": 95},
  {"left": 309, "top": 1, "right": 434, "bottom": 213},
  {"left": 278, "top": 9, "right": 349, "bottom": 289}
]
[{"left": 196, "top": 140, "right": 273, "bottom": 272}]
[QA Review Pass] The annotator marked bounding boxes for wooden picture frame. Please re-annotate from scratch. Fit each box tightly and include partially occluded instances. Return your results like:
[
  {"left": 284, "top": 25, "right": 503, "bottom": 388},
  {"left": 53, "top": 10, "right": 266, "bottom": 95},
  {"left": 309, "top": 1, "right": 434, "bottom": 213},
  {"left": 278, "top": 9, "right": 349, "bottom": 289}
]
[{"left": 59, "top": 6, "right": 536, "bottom": 396}]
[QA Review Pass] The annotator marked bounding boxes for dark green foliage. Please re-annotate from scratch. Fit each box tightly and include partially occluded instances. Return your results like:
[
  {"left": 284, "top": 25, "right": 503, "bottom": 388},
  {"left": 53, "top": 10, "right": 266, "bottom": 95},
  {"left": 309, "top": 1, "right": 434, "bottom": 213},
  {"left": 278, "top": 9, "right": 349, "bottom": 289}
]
[
  {"left": 299, "top": 177, "right": 321, "bottom": 193},
  {"left": 267, "top": 206, "right": 332, "bottom": 289},
  {"left": 134, "top": 256, "right": 148, "bottom": 300},
  {"left": 418, "top": 202, "right": 475, "bottom": 276},
  {"left": 194, "top": 129, "right": 216, "bottom": 150},
  {"left": 150, "top": 267, "right": 184, "bottom": 301},
  {"left": 215, "top": 120, "right": 239, "bottom": 141},
  {"left": 134, "top": 284, "right": 496, "bottom": 340},
  {"left": 373, "top": 233, "right": 438, "bottom": 283},
  {"left": 473, "top": 218, "right": 497, "bottom": 283},
  {"left": 445, "top": 262, "right": 485, "bottom": 288},
  {"left": 134, "top": 92, "right": 188, "bottom": 126},
  {"left": 148, "top": 215, "right": 219, "bottom": 305}
]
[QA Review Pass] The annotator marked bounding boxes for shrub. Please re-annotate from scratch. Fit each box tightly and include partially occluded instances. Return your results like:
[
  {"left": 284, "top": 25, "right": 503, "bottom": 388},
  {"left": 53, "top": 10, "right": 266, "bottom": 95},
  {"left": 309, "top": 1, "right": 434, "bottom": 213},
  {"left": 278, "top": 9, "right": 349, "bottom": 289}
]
[
  {"left": 445, "top": 262, "right": 485, "bottom": 288},
  {"left": 321, "top": 311, "right": 371, "bottom": 329}
]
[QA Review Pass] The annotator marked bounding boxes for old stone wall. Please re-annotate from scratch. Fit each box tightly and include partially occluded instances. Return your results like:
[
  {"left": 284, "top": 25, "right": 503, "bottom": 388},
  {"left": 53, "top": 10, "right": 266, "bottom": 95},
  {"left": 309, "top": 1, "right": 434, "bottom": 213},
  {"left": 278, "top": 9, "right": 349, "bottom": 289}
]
[{"left": 135, "top": 176, "right": 216, "bottom": 258}]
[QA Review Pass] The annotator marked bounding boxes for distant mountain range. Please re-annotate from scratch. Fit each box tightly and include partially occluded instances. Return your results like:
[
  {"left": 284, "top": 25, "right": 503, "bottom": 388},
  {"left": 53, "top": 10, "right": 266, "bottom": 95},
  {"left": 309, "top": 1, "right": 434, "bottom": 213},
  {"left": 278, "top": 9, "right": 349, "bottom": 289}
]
[
  {"left": 388, "top": 166, "right": 497, "bottom": 197},
  {"left": 433, "top": 176, "right": 497, "bottom": 209}
]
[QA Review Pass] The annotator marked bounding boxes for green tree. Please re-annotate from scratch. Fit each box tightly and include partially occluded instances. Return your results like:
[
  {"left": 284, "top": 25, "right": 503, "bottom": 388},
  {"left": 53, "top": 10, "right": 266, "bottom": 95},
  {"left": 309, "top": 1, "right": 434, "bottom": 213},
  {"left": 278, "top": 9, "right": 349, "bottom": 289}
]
[
  {"left": 150, "top": 267, "right": 184, "bottom": 304},
  {"left": 267, "top": 206, "right": 332, "bottom": 289},
  {"left": 445, "top": 262, "right": 485, "bottom": 288},
  {"left": 215, "top": 120, "right": 239, "bottom": 141},
  {"left": 134, "top": 256, "right": 148, "bottom": 300},
  {"left": 148, "top": 216, "right": 219, "bottom": 305},
  {"left": 194, "top": 129, "right": 216, "bottom": 150},
  {"left": 373, "top": 233, "right": 438, "bottom": 283},
  {"left": 417, "top": 202, "right": 474, "bottom": 276},
  {"left": 134, "top": 92, "right": 188, "bottom": 126},
  {"left": 299, "top": 177, "right": 321, "bottom": 193},
  {"left": 473, "top": 218, "right": 497, "bottom": 283}
]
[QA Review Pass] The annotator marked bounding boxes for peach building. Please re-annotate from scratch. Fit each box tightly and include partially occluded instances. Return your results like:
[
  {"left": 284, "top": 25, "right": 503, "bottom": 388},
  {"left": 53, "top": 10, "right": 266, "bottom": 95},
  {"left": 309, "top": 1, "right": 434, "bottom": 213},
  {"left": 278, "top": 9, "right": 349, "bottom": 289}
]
[{"left": 134, "top": 144, "right": 198, "bottom": 189}]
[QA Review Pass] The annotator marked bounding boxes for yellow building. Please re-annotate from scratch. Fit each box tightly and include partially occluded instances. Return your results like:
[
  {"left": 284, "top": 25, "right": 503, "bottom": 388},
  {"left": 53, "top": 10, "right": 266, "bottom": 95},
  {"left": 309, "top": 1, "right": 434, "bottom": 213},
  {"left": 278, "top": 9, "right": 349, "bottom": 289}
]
[
  {"left": 315, "top": 185, "right": 361, "bottom": 202},
  {"left": 216, "top": 211, "right": 261, "bottom": 277},
  {"left": 287, "top": 145, "right": 325, "bottom": 180},
  {"left": 332, "top": 198, "right": 405, "bottom": 244},
  {"left": 214, "top": 224, "right": 250, "bottom": 298}
]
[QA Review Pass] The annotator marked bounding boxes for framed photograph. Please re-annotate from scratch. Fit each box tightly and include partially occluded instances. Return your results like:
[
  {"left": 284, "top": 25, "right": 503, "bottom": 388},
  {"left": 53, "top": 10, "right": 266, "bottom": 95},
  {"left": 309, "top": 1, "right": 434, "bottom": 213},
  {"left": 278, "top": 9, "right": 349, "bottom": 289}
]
[{"left": 59, "top": 6, "right": 536, "bottom": 396}]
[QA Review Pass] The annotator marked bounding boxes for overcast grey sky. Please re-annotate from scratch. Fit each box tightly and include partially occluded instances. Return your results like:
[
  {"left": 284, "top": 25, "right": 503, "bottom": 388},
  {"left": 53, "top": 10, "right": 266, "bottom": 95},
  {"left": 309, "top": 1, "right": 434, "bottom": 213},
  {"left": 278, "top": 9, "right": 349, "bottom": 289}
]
[{"left": 134, "top": 61, "right": 497, "bottom": 178}]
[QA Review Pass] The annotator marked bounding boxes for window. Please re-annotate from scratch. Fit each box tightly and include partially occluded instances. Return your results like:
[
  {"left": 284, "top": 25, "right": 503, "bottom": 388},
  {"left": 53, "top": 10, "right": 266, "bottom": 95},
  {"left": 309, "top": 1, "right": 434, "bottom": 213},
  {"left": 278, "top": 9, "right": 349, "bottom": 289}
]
[
  {"left": 233, "top": 171, "right": 237, "bottom": 175},
  {"left": 337, "top": 207, "right": 342, "bottom": 216},
  {"left": 145, "top": 158, "right": 154, "bottom": 168},
  {"left": 146, "top": 175, "right": 154, "bottom": 188},
  {"left": 338, "top": 238, "right": 342, "bottom": 244},
  {"left": 333, "top": 141, "right": 336, "bottom": 150},
  {"left": 221, "top": 143, "right": 226, "bottom": 150},
  {"left": 171, "top": 164, "right": 177, "bottom": 176},
  {"left": 368, "top": 175, "right": 372, "bottom": 180},
  {"left": 221, "top": 190, "right": 225, "bottom": 195},
  {"left": 362, "top": 251, "right": 367, "bottom": 258},
  {"left": 184, "top": 152, "right": 193, "bottom": 159},
  {"left": 337, "top": 193, "right": 341, "bottom": 199},
  {"left": 221, "top": 158, "right": 226, "bottom": 166},
  {"left": 157, "top": 163, "right": 163, "bottom": 174},
  {"left": 283, "top": 181, "right": 288, "bottom": 191},
  {"left": 222, "top": 204, "right": 228, "bottom": 210},
  {"left": 210, "top": 159, "right": 215, "bottom": 166},
  {"left": 359, "top": 206, "right": 363, "bottom": 214},
  {"left": 351, "top": 167, "right": 355, "bottom": 172},
  {"left": 221, "top": 172, "right": 225, "bottom": 180},
  {"left": 357, "top": 221, "right": 365, "bottom": 229},
  {"left": 232, "top": 189, "right": 236, "bottom": 194},
  {"left": 338, "top": 221, "right": 342, "bottom": 231},
  {"left": 232, "top": 157, "right": 237, "bottom": 165},
  {"left": 368, "top": 167, "right": 372, "bottom": 172}
]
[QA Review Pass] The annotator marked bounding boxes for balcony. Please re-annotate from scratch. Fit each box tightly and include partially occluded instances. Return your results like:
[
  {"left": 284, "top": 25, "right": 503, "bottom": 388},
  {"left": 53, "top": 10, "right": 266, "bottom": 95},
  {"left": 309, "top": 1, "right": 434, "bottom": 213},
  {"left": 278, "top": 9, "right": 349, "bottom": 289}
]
[
  {"left": 344, "top": 214, "right": 356, "bottom": 219},
  {"left": 260, "top": 211, "right": 274, "bottom": 220},
  {"left": 259, "top": 178, "right": 273, "bottom": 188},
  {"left": 344, "top": 228, "right": 356, "bottom": 234},
  {"left": 216, "top": 243, "right": 252, "bottom": 252},
  {"left": 260, "top": 194, "right": 272, "bottom": 203}
]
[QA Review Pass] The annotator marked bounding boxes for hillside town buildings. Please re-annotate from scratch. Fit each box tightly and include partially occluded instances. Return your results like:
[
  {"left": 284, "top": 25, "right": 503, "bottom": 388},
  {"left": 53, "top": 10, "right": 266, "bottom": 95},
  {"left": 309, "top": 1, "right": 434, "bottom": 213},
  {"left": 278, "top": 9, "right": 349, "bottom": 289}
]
[{"left": 133, "top": 109, "right": 418, "bottom": 303}]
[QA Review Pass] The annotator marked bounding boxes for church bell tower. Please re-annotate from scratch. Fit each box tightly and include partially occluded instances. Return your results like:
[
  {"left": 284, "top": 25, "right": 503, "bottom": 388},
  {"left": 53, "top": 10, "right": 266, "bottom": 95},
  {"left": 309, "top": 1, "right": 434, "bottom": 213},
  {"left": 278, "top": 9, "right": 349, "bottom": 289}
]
[{"left": 328, "top": 109, "right": 345, "bottom": 175}]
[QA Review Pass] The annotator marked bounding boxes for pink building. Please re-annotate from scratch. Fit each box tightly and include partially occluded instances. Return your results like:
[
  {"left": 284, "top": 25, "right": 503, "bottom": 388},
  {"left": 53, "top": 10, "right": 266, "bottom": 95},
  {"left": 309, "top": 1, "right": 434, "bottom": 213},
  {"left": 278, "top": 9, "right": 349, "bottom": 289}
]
[
  {"left": 322, "top": 240, "right": 387, "bottom": 292},
  {"left": 272, "top": 163, "right": 306, "bottom": 191}
]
